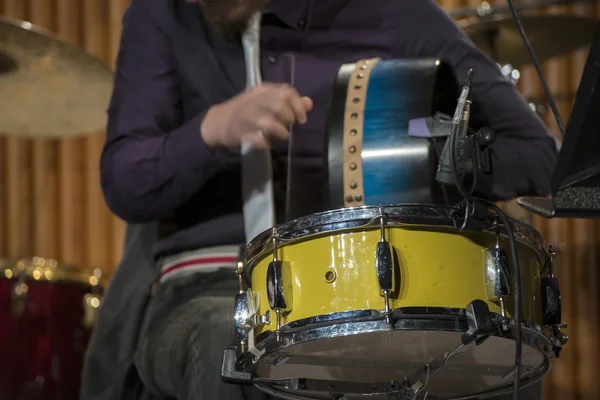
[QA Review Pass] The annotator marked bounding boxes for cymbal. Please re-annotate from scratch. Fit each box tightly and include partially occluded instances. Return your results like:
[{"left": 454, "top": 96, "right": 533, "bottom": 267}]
[
  {"left": 458, "top": 13, "right": 598, "bottom": 68},
  {"left": 0, "top": 17, "right": 113, "bottom": 139}
]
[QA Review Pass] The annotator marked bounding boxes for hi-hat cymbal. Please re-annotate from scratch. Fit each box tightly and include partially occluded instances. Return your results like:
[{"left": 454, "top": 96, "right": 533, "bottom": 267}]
[
  {"left": 458, "top": 13, "right": 598, "bottom": 68},
  {"left": 0, "top": 17, "right": 113, "bottom": 139}
]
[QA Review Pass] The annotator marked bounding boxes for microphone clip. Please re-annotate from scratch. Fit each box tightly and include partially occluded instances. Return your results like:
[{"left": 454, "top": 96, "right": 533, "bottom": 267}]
[{"left": 469, "top": 126, "right": 496, "bottom": 198}]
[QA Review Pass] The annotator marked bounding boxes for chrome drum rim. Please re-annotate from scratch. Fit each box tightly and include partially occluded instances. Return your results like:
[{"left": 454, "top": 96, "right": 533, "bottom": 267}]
[
  {"left": 244, "top": 204, "right": 548, "bottom": 274},
  {"left": 246, "top": 308, "right": 557, "bottom": 400}
]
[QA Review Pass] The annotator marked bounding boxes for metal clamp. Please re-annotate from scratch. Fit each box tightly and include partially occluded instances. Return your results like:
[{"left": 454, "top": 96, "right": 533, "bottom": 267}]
[{"left": 462, "top": 300, "right": 493, "bottom": 346}]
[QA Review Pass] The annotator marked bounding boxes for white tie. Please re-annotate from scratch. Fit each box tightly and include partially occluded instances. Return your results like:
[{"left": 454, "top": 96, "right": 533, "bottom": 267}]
[{"left": 241, "top": 12, "right": 276, "bottom": 244}]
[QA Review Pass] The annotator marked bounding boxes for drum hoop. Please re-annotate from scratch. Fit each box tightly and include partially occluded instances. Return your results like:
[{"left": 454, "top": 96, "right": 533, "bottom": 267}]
[
  {"left": 244, "top": 204, "right": 547, "bottom": 270},
  {"left": 254, "top": 308, "right": 558, "bottom": 354},
  {"left": 0, "top": 257, "right": 102, "bottom": 288},
  {"left": 250, "top": 309, "right": 555, "bottom": 399}
]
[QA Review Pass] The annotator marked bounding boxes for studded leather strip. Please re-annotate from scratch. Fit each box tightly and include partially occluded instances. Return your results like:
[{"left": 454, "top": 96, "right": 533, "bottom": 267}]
[{"left": 342, "top": 58, "right": 380, "bottom": 208}]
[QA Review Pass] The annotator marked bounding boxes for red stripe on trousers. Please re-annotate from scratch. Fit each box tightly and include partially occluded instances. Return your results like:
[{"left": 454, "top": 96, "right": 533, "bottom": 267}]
[{"left": 160, "top": 256, "right": 239, "bottom": 277}]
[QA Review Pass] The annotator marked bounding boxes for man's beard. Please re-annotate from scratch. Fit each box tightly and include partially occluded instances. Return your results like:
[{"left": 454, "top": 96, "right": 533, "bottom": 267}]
[{"left": 198, "top": 0, "right": 269, "bottom": 39}]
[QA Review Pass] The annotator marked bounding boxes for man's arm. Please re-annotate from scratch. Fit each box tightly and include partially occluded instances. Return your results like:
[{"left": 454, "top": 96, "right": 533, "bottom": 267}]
[
  {"left": 391, "top": 0, "right": 558, "bottom": 199},
  {"left": 101, "top": 0, "right": 225, "bottom": 223}
]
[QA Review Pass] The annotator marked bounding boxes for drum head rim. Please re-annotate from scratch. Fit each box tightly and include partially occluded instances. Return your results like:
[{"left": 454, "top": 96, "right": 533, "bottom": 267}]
[
  {"left": 244, "top": 204, "right": 547, "bottom": 271},
  {"left": 247, "top": 309, "right": 554, "bottom": 400},
  {"left": 253, "top": 309, "right": 557, "bottom": 357},
  {"left": 254, "top": 375, "right": 544, "bottom": 400}
]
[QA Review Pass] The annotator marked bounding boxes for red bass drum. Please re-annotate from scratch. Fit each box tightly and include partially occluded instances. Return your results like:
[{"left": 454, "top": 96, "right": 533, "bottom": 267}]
[{"left": 0, "top": 257, "right": 103, "bottom": 400}]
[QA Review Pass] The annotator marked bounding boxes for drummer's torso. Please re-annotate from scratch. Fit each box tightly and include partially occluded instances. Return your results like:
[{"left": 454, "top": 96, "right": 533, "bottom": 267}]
[
  {"left": 169, "top": 0, "right": 417, "bottom": 156},
  {"left": 157, "top": 0, "right": 433, "bottom": 255}
]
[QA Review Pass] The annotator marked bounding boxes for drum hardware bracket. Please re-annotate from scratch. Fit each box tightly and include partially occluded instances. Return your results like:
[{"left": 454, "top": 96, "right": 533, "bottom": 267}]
[
  {"left": 269, "top": 375, "right": 431, "bottom": 399},
  {"left": 221, "top": 346, "right": 256, "bottom": 385},
  {"left": 404, "top": 364, "right": 431, "bottom": 400},
  {"left": 548, "top": 323, "right": 568, "bottom": 357},
  {"left": 266, "top": 227, "right": 293, "bottom": 338},
  {"left": 540, "top": 275, "right": 562, "bottom": 327},
  {"left": 461, "top": 300, "right": 493, "bottom": 346},
  {"left": 375, "top": 207, "right": 398, "bottom": 324},
  {"left": 541, "top": 243, "right": 556, "bottom": 276},
  {"left": 540, "top": 244, "right": 567, "bottom": 356},
  {"left": 485, "top": 223, "right": 511, "bottom": 317},
  {"left": 459, "top": 200, "right": 488, "bottom": 231}
]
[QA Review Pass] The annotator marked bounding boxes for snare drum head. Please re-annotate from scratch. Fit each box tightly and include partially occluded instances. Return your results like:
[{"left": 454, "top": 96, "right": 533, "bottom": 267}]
[{"left": 253, "top": 327, "right": 548, "bottom": 399}]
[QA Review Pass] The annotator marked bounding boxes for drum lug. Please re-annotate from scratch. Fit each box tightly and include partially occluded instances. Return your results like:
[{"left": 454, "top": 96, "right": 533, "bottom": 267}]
[
  {"left": 266, "top": 227, "right": 293, "bottom": 333},
  {"left": 484, "top": 247, "right": 511, "bottom": 315},
  {"left": 461, "top": 300, "right": 493, "bottom": 346},
  {"left": 484, "top": 219, "right": 511, "bottom": 317},
  {"left": 375, "top": 208, "right": 399, "bottom": 324},
  {"left": 541, "top": 243, "right": 567, "bottom": 356},
  {"left": 541, "top": 274, "right": 562, "bottom": 326},
  {"left": 266, "top": 260, "right": 293, "bottom": 313}
]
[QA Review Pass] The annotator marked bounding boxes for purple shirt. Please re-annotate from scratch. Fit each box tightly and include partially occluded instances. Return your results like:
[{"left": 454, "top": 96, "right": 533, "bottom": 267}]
[{"left": 101, "top": 0, "right": 557, "bottom": 255}]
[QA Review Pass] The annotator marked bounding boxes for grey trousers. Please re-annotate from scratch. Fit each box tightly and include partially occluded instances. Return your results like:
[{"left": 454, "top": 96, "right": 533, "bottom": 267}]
[
  {"left": 133, "top": 268, "right": 541, "bottom": 400},
  {"left": 134, "top": 269, "right": 271, "bottom": 400}
]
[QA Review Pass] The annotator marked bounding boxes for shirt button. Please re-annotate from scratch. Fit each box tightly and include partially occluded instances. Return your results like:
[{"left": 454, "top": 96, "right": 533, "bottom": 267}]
[
  {"left": 297, "top": 19, "right": 305, "bottom": 27},
  {"left": 268, "top": 56, "right": 277, "bottom": 64}
]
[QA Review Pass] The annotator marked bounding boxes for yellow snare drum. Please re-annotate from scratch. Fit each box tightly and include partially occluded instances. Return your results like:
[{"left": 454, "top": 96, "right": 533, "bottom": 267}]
[{"left": 226, "top": 205, "right": 566, "bottom": 399}]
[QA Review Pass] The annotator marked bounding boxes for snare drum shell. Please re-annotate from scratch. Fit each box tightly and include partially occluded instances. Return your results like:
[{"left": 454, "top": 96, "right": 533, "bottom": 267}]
[{"left": 249, "top": 225, "right": 543, "bottom": 337}]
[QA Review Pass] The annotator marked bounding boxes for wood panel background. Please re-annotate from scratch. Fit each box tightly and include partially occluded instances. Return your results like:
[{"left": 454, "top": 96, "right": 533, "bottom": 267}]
[{"left": 0, "top": 0, "right": 598, "bottom": 398}]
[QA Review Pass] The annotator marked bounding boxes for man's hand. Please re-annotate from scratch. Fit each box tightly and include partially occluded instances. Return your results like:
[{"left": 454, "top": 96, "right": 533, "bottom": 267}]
[{"left": 201, "top": 83, "right": 314, "bottom": 149}]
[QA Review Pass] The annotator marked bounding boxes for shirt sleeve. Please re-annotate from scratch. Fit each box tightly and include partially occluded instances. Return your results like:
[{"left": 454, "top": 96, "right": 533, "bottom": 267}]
[
  {"left": 391, "top": 0, "right": 558, "bottom": 200},
  {"left": 101, "top": 0, "right": 225, "bottom": 223}
]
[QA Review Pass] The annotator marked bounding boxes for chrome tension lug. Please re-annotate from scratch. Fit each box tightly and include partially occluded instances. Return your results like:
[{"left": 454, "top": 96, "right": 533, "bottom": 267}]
[
  {"left": 375, "top": 207, "right": 398, "bottom": 324},
  {"left": 461, "top": 300, "right": 493, "bottom": 346},
  {"left": 541, "top": 274, "right": 562, "bottom": 326},
  {"left": 266, "top": 227, "right": 293, "bottom": 341}
]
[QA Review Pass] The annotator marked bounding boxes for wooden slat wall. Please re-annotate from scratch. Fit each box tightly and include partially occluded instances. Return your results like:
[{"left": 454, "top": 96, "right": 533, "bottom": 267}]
[
  {"left": 0, "top": 0, "right": 128, "bottom": 278},
  {"left": 0, "top": 0, "right": 598, "bottom": 398}
]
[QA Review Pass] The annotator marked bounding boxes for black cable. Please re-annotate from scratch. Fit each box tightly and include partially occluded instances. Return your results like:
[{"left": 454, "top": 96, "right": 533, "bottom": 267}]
[
  {"left": 447, "top": 82, "right": 523, "bottom": 399},
  {"left": 505, "top": 0, "right": 567, "bottom": 138},
  {"left": 500, "top": 0, "right": 572, "bottom": 396}
]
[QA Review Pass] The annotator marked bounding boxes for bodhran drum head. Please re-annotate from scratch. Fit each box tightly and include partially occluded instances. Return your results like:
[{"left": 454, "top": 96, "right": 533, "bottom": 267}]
[{"left": 232, "top": 204, "right": 564, "bottom": 399}]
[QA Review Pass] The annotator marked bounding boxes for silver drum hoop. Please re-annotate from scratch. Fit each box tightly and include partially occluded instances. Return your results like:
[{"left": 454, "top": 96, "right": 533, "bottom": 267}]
[
  {"left": 252, "top": 308, "right": 558, "bottom": 357},
  {"left": 244, "top": 203, "right": 548, "bottom": 270},
  {"left": 248, "top": 309, "right": 556, "bottom": 400}
]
